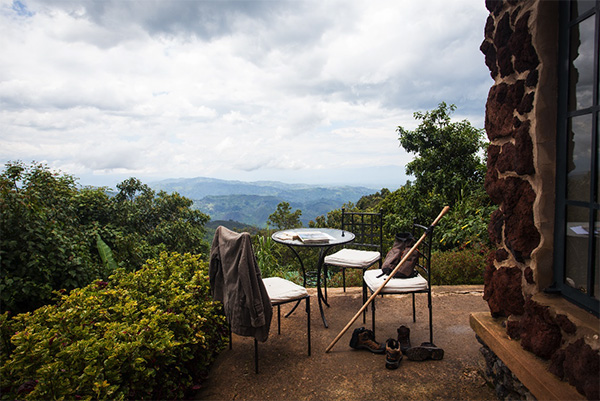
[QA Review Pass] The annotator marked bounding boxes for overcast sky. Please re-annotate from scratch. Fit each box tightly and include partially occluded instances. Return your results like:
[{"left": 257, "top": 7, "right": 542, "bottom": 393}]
[{"left": 0, "top": 0, "right": 492, "bottom": 190}]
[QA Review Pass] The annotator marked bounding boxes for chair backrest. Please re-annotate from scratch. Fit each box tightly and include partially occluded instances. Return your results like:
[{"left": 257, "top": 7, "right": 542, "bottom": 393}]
[
  {"left": 341, "top": 208, "right": 383, "bottom": 252},
  {"left": 411, "top": 222, "right": 434, "bottom": 284}
]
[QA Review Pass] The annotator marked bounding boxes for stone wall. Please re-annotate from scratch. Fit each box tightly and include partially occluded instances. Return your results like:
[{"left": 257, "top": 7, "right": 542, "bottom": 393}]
[
  {"left": 479, "top": 1, "right": 599, "bottom": 399},
  {"left": 477, "top": 336, "right": 536, "bottom": 400}
]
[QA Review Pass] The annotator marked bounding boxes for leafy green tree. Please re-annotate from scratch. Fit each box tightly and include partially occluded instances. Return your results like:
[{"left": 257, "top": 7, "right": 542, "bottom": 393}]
[
  {"left": 396, "top": 102, "right": 486, "bottom": 209},
  {"left": 110, "top": 180, "right": 210, "bottom": 266},
  {"left": 356, "top": 188, "right": 390, "bottom": 210},
  {"left": 0, "top": 162, "right": 102, "bottom": 314},
  {"left": 379, "top": 102, "right": 489, "bottom": 235},
  {"left": 0, "top": 162, "right": 211, "bottom": 314},
  {"left": 267, "top": 202, "right": 303, "bottom": 229}
]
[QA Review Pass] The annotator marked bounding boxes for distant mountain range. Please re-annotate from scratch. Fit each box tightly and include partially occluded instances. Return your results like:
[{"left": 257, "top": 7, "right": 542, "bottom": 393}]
[{"left": 150, "top": 177, "right": 377, "bottom": 227}]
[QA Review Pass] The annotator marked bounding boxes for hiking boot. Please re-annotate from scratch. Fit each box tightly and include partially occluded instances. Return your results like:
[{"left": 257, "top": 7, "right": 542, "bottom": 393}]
[
  {"left": 349, "top": 327, "right": 385, "bottom": 354},
  {"left": 405, "top": 342, "right": 444, "bottom": 361},
  {"left": 397, "top": 325, "right": 412, "bottom": 353},
  {"left": 385, "top": 338, "right": 402, "bottom": 369}
]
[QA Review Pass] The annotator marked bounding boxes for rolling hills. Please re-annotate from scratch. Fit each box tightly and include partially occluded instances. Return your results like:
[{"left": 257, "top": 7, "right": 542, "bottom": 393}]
[{"left": 150, "top": 177, "right": 377, "bottom": 227}]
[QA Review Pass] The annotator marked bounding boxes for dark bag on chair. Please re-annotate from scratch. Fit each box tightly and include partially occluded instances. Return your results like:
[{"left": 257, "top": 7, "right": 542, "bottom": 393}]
[{"left": 380, "top": 233, "right": 418, "bottom": 278}]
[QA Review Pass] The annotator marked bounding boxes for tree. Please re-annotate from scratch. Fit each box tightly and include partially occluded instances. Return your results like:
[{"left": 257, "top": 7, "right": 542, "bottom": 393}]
[
  {"left": 0, "top": 162, "right": 211, "bottom": 314},
  {"left": 397, "top": 102, "right": 486, "bottom": 207},
  {"left": 0, "top": 162, "right": 101, "bottom": 313},
  {"left": 390, "top": 102, "right": 488, "bottom": 228},
  {"left": 267, "top": 202, "right": 302, "bottom": 229}
]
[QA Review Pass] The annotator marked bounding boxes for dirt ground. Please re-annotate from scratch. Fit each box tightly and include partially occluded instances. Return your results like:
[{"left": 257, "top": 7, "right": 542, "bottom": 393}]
[{"left": 195, "top": 286, "right": 497, "bottom": 401}]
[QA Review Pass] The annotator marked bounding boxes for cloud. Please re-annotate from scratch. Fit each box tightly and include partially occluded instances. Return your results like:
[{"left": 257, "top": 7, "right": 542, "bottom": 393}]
[{"left": 0, "top": 0, "right": 492, "bottom": 189}]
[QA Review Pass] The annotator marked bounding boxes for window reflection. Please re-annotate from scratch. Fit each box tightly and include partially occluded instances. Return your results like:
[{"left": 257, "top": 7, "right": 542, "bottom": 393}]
[
  {"left": 569, "top": 16, "right": 595, "bottom": 111},
  {"left": 565, "top": 206, "right": 590, "bottom": 294},
  {"left": 595, "top": 210, "right": 599, "bottom": 300},
  {"left": 567, "top": 115, "right": 592, "bottom": 201},
  {"left": 571, "top": 0, "right": 597, "bottom": 18}
]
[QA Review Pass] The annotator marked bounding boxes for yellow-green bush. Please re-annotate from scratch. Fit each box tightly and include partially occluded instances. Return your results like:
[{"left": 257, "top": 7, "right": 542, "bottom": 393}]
[
  {"left": 431, "top": 245, "right": 490, "bottom": 285},
  {"left": 0, "top": 252, "right": 228, "bottom": 400}
]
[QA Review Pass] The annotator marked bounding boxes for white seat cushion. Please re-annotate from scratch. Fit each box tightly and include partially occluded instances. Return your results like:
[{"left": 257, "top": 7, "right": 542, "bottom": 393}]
[
  {"left": 324, "top": 248, "right": 381, "bottom": 268},
  {"left": 363, "top": 269, "right": 428, "bottom": 293},
  {"left": 262, "top": 277, "right": 309, "bottom": 303}
]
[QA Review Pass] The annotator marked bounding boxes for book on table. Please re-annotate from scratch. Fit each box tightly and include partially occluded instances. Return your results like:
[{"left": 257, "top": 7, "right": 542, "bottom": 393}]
[{"left": 296, "top": 231, "right": 335, "bottom": 244}]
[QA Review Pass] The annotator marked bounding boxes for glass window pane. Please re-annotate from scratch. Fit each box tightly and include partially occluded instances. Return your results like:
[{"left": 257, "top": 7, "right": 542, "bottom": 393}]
[
  {"left": 568, "top": 16, "right": 595, "bottom": 111},
  {"left": 565, "top": 206, "right": 590, "bottom": 293},
  {"left": 594, "top": 209, "right": 599, "bottom": 300},
  {"left": 571, "top": 0, "right": 597, "bottom": 19},
  {"left": 567, "top": 115, "right": 593, "bottom": 201}
]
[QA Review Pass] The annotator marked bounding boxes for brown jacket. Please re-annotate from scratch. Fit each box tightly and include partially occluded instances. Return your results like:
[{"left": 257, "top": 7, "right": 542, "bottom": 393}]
[{"left": 209, "top": 226, "right": 272, "bottom": 342}]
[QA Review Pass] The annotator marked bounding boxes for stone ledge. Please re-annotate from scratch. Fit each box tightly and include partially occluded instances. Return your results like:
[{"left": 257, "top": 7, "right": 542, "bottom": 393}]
[{"left": 470, "top": 312, "right": 585, "bottom": 400}]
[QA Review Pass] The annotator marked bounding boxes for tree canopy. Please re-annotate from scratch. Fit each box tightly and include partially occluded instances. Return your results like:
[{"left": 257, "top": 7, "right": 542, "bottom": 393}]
[
  {"left": 0, "top": 161, "right": 210, "bottom": 314},
  {"left": 267, "top": 201, "right": 303, "bottom": 230},
  {"left": 396, "top": 102, "right": 486, "bottom": 206}
]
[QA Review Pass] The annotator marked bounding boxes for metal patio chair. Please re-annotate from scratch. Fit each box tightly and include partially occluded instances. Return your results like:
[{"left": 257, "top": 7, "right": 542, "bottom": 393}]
[
  {"left": 323, "top": 208, "right": 383, "bottom": 322},
  {"left": 363, "top": 222, "right": 435, "bottom": 343}
]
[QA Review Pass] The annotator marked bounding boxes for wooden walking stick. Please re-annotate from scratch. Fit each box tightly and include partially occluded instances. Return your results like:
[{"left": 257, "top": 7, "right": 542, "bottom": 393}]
[{"left": 325, "top": 206, "right": 450, "bottom": 353}]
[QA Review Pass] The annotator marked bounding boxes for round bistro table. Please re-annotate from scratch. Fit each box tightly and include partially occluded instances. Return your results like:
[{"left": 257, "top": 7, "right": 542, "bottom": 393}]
[{"left": 272, "top": 228, "right": 355, "bottom": 328}]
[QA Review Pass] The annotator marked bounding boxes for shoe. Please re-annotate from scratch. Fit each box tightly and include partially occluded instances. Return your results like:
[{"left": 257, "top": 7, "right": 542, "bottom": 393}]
[
  {"left": 385, "top": 338, "right": 402, "bottom": 369},
  {"left": 349, "top": 327, "right": 385, "bottom": 354},
  {"left": 405, "top": 342, "right": 444, "bottom": 361},
  {"left": 397, "top": 325, "right": 412, "bottom": 353}
]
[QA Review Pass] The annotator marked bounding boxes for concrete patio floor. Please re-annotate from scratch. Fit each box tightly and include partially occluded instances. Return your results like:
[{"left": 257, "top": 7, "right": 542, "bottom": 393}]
[{"left": 196, "top": 285, "right": 497, "bottom": 401}]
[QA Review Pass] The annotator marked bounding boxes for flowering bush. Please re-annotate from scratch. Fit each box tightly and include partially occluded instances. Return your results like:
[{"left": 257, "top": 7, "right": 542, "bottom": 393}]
[{"left": 0, "top": 252, "right": 228, "bottom": 400}]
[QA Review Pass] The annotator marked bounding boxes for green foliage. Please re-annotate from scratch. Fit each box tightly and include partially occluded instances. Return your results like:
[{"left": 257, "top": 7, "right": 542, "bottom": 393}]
[
  {"left": 0, "top": 252, "right": 228, "bottom": 400},
  {"left": 253, "top": 234, "right": 304, "bottom": 285},
  {"left": 254, "top": 235, "right": 283, "bottom": 278},
  {"left": 96, "top": 234, "right": 118, "bottom": 271},
  {"left": 356, "top": 189, "right": 390, "bottom": 210},
  {"left": 431, "top": 246, "right": 490, "bottom": 285},
  {"left": 111, "top": 178, "right": 210, "bottom": 263},
  {"left": 267, "top": 201, "right": 303, "bottom": 229},
  {"left": 0, "top": 162, "right": 103, "bottom": 314},
  {"left": 437, "top": 187, "right": 495, "bottom": 250},
  {"left": 0, "top": 161, "right": 210, "bottom": 314},
  {"left": 397, "top": 102, "right": 486, "bottom": 207},
  {"left": 387, "top": 102, "right": 489, "bottom": 233}
]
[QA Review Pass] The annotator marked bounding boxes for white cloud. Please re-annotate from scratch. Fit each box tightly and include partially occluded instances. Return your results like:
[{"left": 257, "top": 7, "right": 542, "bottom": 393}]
[{"left": 0, "top": 0, "right": 492, "bottom": 189}]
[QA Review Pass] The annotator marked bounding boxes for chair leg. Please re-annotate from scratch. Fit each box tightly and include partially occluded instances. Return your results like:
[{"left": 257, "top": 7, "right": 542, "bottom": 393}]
[
  {"left": 306, "top": 296, "right": 311, "bottom": 356},
  {"left": 371, "top": 296, "right": 376, "bottom": 335},
  {"left": 412, "top": 293, "right": 416, "bottom": 322},
  {"left": 228, "top": 321, "right": 232, "bottom": 350},
  {"left": 277, "top": 305, "right": 281, "bottom": 335},
  {"left": 428, "top": 292, "right": 433, "bottom": 344},
  {"left": 254, "top": 338, "right": 259, "bottom": 374},
  {"left": 323, "top": 265, "right": 328, "bottom": 302},
  {"left": 342, "top": 268, "right": 346, "bottom": 292},
  {"left": 362, "top": 274, "right": 367, "bottom": 323}
]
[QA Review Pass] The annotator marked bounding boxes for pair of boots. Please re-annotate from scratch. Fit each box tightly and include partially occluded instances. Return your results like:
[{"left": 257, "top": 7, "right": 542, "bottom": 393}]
[
  {"left": 397, "top": 325, "right": 444, "bottom": 362},
  {"left": 349, "top": 326, "right": 444, "bottom": 370}
]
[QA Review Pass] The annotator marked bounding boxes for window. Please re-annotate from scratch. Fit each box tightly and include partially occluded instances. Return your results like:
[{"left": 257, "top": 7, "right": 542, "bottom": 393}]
[{"left": 555, "top": 0, "right": 599, "bottom": 315}]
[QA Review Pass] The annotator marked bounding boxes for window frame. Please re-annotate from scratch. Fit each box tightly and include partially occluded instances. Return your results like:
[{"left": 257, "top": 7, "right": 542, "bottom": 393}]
[{"left": 554, "top": 0, "right": 599, "bottom": 316}]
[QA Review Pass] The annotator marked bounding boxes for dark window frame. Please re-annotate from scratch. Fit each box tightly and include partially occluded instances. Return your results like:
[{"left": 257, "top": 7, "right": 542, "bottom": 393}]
[{"left": 554, "top": 0, "right": 599, "bottom": 316}]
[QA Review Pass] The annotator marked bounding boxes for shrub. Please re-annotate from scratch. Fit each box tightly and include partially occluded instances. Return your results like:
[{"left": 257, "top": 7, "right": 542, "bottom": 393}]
[
  {"left": 0, "top": 252, "right": 228, "bottom": 400},
  {"left": 431, "top": 245, "right": 490, "bottom": 285}
]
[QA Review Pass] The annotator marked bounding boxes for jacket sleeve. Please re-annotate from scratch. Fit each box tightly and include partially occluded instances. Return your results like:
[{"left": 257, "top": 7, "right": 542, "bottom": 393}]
[{"left": 208, "top": 228, "right": 224, "bottom": 303}]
